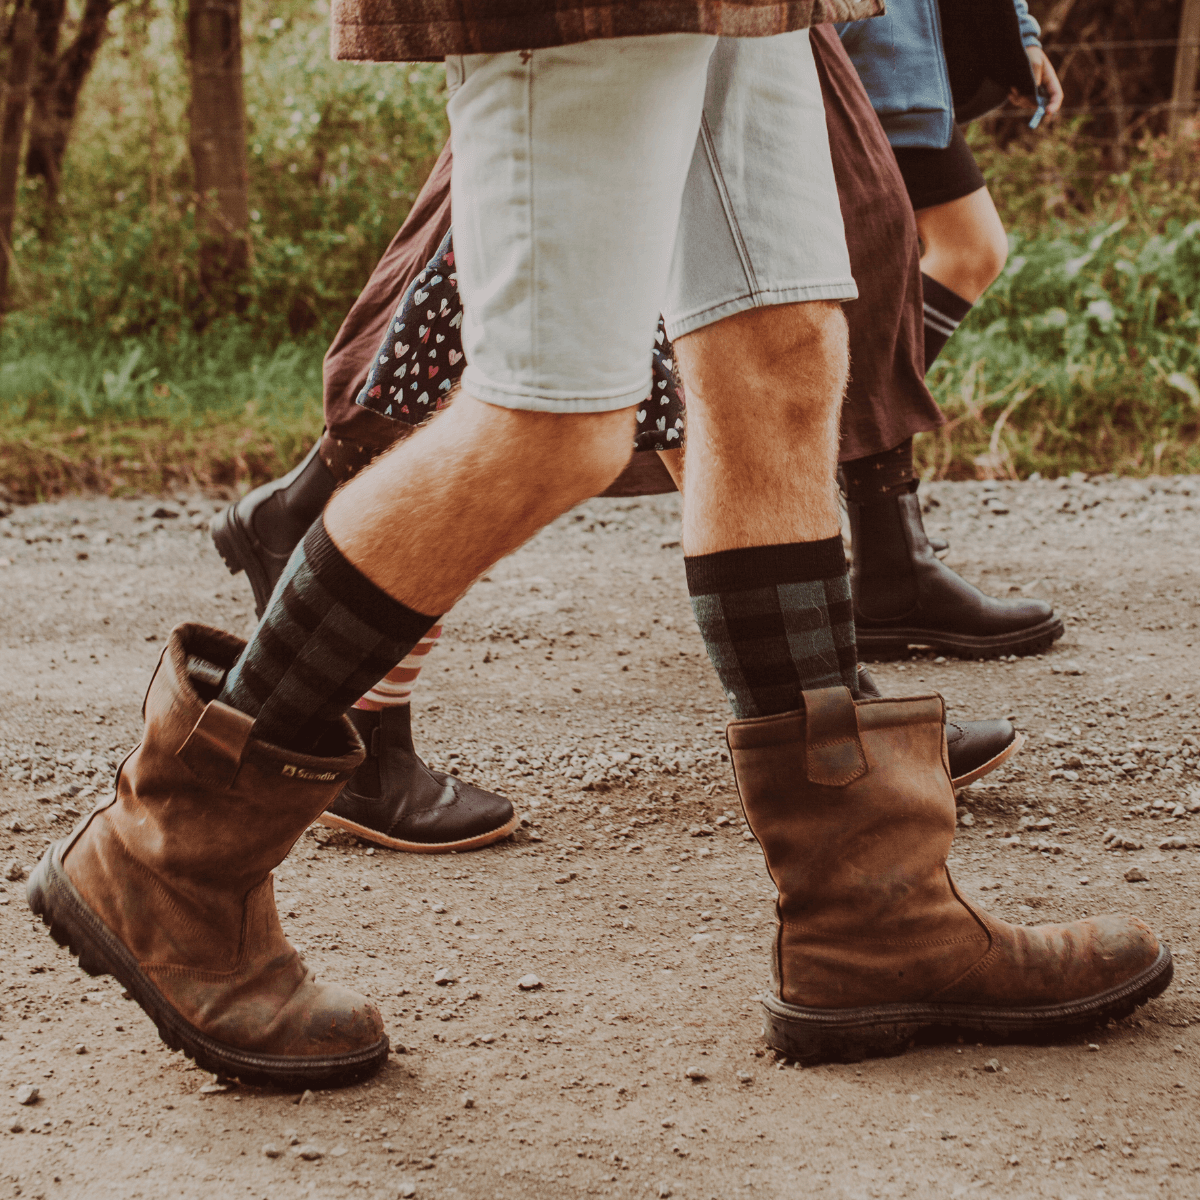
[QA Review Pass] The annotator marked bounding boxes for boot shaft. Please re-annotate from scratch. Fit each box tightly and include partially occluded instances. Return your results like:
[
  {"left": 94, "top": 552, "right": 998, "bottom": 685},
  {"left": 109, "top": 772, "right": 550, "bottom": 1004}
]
[{"left": 97, "top": 624, "right": 363, "bottom": 896}]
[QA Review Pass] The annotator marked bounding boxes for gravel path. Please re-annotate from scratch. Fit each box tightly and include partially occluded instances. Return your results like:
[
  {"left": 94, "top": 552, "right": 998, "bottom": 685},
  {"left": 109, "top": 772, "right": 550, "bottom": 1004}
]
[{"left": 1, "top": 475, "right": 1198, "bottom": 1199}]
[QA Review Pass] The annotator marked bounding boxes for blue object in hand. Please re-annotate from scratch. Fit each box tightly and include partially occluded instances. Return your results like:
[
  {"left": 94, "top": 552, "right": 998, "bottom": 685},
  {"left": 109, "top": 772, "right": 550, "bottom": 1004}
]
[{"left": 1028, "top": 85, "right": 1049, "bottom": 129}]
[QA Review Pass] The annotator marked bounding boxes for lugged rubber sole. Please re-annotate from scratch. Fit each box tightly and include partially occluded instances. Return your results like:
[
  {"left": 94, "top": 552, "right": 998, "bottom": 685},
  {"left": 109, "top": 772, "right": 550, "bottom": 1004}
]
[
  {"left": 856, "top": 615, "right": 1065, "bottom": 661},
  {"left": 318, "top": 809, "right": 520, "bottom": 854},
  {"left": 209, "top": 503, "right": 275, "bottom": 618},
  {"left": 762, "top": 945, "right": 1173, "bottom": 1066},
  {"left": 27, "top": 841, "right": 389, "bottom": 1090},
  {"left": 951, "top": 730, "right": 1024, "bottom": 790}
]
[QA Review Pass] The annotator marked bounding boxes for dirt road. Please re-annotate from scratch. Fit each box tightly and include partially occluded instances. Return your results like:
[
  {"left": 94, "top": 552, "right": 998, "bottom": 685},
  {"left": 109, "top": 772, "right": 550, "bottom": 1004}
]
[{"left": 1, "top": 474, "right": 1199, "bottom": 1200}]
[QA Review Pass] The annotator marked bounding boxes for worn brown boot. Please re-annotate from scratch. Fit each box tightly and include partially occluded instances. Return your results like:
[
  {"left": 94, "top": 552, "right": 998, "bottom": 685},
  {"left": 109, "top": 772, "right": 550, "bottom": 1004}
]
[
  {"left": 27, "top": 624, "right": 388, "bottom": 1089},
  {"left": 729, "top": 686, "right": 1172, "bottom": 1065}
]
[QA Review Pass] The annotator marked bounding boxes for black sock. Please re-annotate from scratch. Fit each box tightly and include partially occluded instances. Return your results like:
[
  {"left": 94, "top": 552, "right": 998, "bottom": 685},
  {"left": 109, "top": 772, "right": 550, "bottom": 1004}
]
[
  {"left": 686, "top": 539, "right": 858, "bottom": 719},
  {"left": 840, "top": 439, "right": 917, "bottom": 504},
  {"left": 921, "top": 274, "right": 973, "bottom": 371},
  {"left": 219, "top": 517, "right": 439, "bottom": 753}
]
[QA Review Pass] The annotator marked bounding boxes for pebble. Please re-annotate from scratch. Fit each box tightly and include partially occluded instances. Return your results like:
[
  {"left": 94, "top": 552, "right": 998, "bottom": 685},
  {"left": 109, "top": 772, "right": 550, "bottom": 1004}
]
[
  {"left": 296, "top": 1088, "right": 316, "bottom": 1105},
  {"left": 295, "top": 1144, "right": 324, "bottom": 1160},
  {"left": 198, "top": 1082, "right": 231, "bottom": 1095},
  {"left": 462, "top": 1094, "right": 475, "bottom": 1109},
  {"left": 517, "top": 974, "right": 542, "bottom": 991},
  {"left": 736, "top": 1071, "right": 754, "bottom": 1084},
  {"left": 434, "top": 968, "right": 456, "bottom": 986},
  {"left": 262, "top": 1144, "right": 281, "bottom": 1158},
  {"left": 431, "top": 903, "right": 446, "bottom": 914},
  {"left": 1158, "top": 836, "right": 1189, "bottom": 850},
  {"left": 983, "top": 1059, "right": 1001, "bottom": 1073},
  {"left": 4, "top": 859, "right": 25, "bottom": 880},
  {"left": 1124, "top": 867, "right": 1149, "bottom": 883},
  {"left": 657, "top": 1185, "right": 673, "bottom": 1198},
  {"left": 398, "top": 1184, "right": 417, "bottom": 1199},
  {"left": 73, "top": 1043, "right": 87, "bottom": 1055},
  {"left": 16, "top": 1084, "right": 39, "bottom": 1105},
  {"left": 8, "top": 1119, "right": 23, "bottom": 1133},
  {"left": 684, "top": 1066, "right": 707, "bottom": 1081}
]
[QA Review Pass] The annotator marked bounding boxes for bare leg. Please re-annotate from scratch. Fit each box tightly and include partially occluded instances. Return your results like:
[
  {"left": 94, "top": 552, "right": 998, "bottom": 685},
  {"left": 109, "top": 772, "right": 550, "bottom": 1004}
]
[
  {"left": 915, "top": 187, "right": 1008, "bottom": 303},
  {"left": 672, "top": 301, "right": 848, "bottom": 556},
  {"left": 324, "top": 395, "right": 636, "bottom": 615}
]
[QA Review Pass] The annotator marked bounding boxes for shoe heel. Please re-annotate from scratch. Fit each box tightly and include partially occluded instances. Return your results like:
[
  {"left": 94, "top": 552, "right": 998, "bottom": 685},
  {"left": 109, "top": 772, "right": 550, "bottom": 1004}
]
[
  {"left": 208, "top": 506, "right": 246, "bottom": 577},
  {"left": 27, "top": 845, "right": 115, "bottom": 980}
]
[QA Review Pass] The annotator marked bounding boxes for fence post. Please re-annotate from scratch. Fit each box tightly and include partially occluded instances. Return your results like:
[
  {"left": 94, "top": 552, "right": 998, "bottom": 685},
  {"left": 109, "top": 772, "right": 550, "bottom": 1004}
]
[{"left": 1170, "top": 0, "right": 1200, "bottom": 136}]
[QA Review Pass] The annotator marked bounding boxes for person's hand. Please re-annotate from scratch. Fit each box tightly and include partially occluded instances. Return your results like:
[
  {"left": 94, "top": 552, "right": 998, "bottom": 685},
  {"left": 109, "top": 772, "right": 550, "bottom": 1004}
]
[{"left": 1010, "top": 46, "right": 1064, "bottom": 117}]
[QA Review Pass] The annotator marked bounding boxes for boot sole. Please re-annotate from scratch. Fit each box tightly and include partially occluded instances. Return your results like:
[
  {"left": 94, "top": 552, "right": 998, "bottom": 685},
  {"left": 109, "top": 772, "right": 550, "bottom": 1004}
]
[
  {"left": 762, "top": 945, "right": 1173, "bottom": 1066},
  {"left": 27, "top": 841, "right": 389, "bottom": 1090},
  {"left": 951, "top": 730, "right": 1024, "bottom": 790},
  {"left": 856, "top": 616, "right": 1065, "bottom": 661},
  {"left": 317, "top": 810, "right": 520, "bottom": 854},
  {"left": 209, "top": 503, "right": 274, "bottom": 619}
]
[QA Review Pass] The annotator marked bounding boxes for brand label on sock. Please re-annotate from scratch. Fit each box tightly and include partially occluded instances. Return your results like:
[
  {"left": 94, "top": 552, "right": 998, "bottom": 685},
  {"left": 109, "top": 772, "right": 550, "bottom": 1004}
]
[{"left": 281, "top": 764, "right": 338, "bottom": 782}]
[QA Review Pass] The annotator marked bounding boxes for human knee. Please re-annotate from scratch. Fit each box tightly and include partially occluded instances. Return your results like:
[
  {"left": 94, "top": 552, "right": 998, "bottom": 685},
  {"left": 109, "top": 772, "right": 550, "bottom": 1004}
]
[{"left": 679, "top": 300, "right": 848, "bottom": 405}]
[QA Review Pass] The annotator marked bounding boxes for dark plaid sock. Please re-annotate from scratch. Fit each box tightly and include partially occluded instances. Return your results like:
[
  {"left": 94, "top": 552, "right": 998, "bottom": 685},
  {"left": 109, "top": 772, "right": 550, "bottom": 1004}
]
[
  {"left": 840, "top": 438, "right": 916, "bottom": 503},
  {"left": 219, "top": 517, "right": 439, "bottom": 753},
  {"left": 685, "top": 538, "right": 857, "bottom": 719},
  {"left": 922, "top": 273, "right": 973, "bottom": 371}
]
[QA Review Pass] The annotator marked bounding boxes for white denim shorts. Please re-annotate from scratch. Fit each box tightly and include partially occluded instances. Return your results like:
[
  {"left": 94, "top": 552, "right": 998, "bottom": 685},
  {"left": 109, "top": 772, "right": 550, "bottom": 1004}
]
[{"left": 446, "top": 30, "right": 854, "bottom": 414}]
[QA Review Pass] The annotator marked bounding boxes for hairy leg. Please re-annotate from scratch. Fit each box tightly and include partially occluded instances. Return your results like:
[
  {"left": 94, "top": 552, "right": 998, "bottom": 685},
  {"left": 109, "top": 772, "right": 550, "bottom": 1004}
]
[
  {"left": 673, "top": 301, "right": 848, "bottom": 556},
  {"left": 324, "top": 394, "right": 636, "bottom": 615},
  {"left": 915, "top": 187, "right": 1008, "bottom": 303}
]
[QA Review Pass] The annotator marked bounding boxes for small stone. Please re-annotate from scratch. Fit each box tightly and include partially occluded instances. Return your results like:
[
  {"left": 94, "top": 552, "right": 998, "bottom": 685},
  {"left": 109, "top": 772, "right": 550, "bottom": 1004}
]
[
  {"left": 3, "top": 859, "right": 25, "bottom": 881},
  {"left": 16, "top": 1084, "right": 39, "bottom": 1105},
  {"left": 398, "top": 1184, "right": 417, "bottom": 1199},
  {"left": 73, "top": 1043, "right": 87, "bottom": 1055},
  {"left": 1159, "top": 836, "right": 1189, "bottom": 851},
  {"left": 295, "top": 1144, "right": 324, "bottom": 1160},
  {"left": 1124, "top": 867, "right": 1149, "bottom": 883},
  {"left": 983, "top": 1059, "right": 1000, "bottom": 1073},
  {"left": 8, "top": 1119, "right": 23, "bottom": 1133},
  {"left": 479, "top": 1034, "right": 496, "bottom": 1044},
  {"left": 433, "top": 968, "right": 456, "bottom": 986},
  {"left": 1087, "top": 1044, "right": 1100, "bottom": 1052},
  {"left": 1174, "top": 1044, "right": 1185, "bottom": 1054},
  {"left": 684, "top": 1066, "right": 707, "bottom": 1081},
  {"left": 431, "top": 903, "right": 446, "bottom": 914},
  {"left": 517, "top": 974, "right": 542, "bottom": 991},
  {"left": 262, "top": 1144, "right": 281, "bottom": 1158},
  {"left": 462, "top": 1094, "right": 475, "bottom": 1109},
  {"left": 296, "top": 1088, "right": 316, "bottom": 1105},
  {"left": 959, "top": 813, "right": 975, "bottom": 827},
  {"left": 150, "top": 506, "right": 179, "bottom": 519},
  {"left": 736, "top": 1071, "right": 754, "bottom": 1084},
  {"left": 554, "top": 874, "right": 571, "bottom": 884},
  {"left": 285, "top": 1130, "right": 300, "bottom": 1145},
  {"left": 656, "top": 1185, "right": 673, "bottom": 1198}
]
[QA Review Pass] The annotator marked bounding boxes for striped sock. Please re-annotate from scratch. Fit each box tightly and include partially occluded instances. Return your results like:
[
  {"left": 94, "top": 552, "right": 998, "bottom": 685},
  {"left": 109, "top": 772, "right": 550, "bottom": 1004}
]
[
  {"left": 921, "top": 273, "right": 973, "bottom": 371},
  {"left": 219, "top": 516, "right": 439, "bottom": 752},
  {"left": 685, "top": 538, "right": 858, "bottom": 720},
  {"left": 354, "top": 625, "right": 442, "bottom": 711}
]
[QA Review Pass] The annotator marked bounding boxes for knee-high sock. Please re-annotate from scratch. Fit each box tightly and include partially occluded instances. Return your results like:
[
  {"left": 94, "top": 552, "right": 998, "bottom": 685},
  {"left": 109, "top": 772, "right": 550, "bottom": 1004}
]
[
  {"left": 219, "top": 516, "right": 439, "bottom": 752},
  {"left": 354, "top": 625, "right": 442, "bottom": 711},
  {"left": 922, "top": 273, "right": 973, "bottom": 371},
  {"left": 686, "top": 538, "right": 858, "bottom": 719}
]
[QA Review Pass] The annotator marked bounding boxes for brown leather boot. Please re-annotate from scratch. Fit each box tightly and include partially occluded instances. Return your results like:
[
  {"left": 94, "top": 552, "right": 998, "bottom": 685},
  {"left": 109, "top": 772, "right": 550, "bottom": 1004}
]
[
  {"left": 729, "top": 686, "right": 1172, "bottom": 1065},
  {"left": 26, "top": 624, "right": 388, "bottom": 1089}
]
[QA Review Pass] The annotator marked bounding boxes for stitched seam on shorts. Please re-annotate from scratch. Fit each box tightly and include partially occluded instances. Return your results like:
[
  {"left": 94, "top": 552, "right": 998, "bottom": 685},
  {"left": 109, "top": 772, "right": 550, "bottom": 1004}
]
[
  {"left": 526, "top": 56, "right": 537, "bottom": 385},
  {"left": 699, "top": 113, "right": 758, "bottom": 296}
]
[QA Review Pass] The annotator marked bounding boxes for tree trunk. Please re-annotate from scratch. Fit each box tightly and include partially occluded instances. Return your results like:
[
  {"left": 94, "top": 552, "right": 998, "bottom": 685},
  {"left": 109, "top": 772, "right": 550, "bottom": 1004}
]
[
  {"left": 0, "top": 1, "right": 36, "bottom": 313},
  {"left": 187, "top": 0, "right": 249, "bottom": 295},
  {"left": 23, "top": 0, "right": 114, "bottom": 206}
]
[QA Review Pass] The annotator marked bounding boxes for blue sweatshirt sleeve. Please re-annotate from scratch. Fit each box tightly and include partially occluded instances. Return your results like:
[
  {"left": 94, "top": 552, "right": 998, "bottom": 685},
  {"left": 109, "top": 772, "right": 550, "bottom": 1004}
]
[{"left": 1013, "top": 0, "right": 1041, "bottom": 48}]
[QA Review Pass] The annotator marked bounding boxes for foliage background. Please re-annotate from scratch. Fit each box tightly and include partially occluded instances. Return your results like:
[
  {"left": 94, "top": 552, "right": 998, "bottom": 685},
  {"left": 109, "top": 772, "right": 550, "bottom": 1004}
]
[{"left": 0, "top": 0, "right": 1198, "bottom": 499}]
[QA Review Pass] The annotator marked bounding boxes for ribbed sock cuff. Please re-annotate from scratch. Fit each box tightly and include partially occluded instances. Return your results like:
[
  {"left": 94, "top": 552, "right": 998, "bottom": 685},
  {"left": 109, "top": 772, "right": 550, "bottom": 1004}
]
[{"left": 684, "top": 537, "right": 847, "bottom": 596}]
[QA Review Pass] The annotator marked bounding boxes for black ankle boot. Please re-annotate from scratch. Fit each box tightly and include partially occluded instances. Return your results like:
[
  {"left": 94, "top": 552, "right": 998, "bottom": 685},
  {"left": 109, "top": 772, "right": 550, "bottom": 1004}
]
[
  {"left": 849, "top": 488, "right": 1063, "bottom": 659},
  {"left": 210, "top": 440, "right": 338, "bottom": 616},
  {"left": 855, "top": 665, "right": 1022, "bottom": 788},
  {"left": 321, "top": 706, "right": 519, "bottom": 853},
  {"left": 210, "top": 434, "right": 385, "bottom": 617}
]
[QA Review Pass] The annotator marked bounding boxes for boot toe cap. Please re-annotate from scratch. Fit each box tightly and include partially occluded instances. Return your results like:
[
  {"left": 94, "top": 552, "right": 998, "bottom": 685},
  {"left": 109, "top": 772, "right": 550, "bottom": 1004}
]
[{"left": 271, "top": 980, "right": 388, "bottom": 1059}]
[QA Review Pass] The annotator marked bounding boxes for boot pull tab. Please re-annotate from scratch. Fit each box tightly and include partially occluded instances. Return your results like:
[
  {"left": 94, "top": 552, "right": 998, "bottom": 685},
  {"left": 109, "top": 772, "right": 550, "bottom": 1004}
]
[
  {"left": 802, "top": 686, "right": 868, "bottom": 787},
  {"left": 178, "top": 700, "right": 255, "bottom": 789}
]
